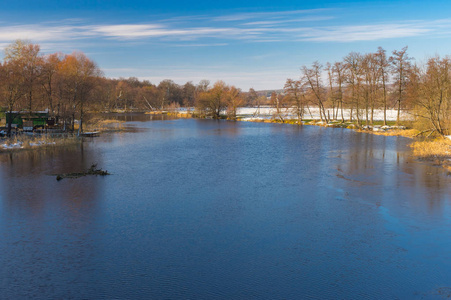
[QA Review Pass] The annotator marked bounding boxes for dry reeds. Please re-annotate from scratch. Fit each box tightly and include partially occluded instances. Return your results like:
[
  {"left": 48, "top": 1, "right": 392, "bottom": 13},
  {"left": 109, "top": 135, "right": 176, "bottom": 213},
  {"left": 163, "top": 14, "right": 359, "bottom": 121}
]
[
  {"left": 365, "top": 129, "right": 420, "bottom": 138},
  {"left": 84, "top": 118, "right": 125, "bottom": 132},
  {"left": 410, "top": 138, "right": 451, "bottom": 160}
]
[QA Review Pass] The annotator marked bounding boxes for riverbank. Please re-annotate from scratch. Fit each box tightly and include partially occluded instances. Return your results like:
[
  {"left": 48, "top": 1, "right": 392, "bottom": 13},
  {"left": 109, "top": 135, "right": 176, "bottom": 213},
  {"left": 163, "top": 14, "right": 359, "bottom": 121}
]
[
  {"left": 0, "top": 119, "right": 125, "bottom": 152},
  {"left": 409, "top": 139, "right": 451, "bottom": 173}
]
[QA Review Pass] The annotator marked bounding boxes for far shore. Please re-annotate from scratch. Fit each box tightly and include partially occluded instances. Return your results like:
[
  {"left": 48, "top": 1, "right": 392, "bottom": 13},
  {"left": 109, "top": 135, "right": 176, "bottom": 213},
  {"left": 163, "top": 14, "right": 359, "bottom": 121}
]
[{"left": 170, "top": 106, "right": 414, "bottom": 134}]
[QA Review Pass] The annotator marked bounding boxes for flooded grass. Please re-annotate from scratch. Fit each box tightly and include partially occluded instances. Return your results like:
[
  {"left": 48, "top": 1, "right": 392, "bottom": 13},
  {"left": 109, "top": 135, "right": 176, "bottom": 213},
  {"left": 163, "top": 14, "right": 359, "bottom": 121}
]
[
  {"left": 82, "top": 118, "right": 126, "bottom": 132},
  {"left": 410, "top": 138, "right": 451, "bottom": 160},
  {"left": 358, "top": 128, "right": 420, "bottom": 137}
]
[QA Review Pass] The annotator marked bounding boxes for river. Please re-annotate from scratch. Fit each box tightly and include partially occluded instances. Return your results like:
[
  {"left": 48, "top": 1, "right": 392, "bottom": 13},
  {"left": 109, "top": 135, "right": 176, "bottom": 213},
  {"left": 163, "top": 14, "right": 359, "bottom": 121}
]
[{"left": 1, "top": 116, "right": 451, "bottom": 299}]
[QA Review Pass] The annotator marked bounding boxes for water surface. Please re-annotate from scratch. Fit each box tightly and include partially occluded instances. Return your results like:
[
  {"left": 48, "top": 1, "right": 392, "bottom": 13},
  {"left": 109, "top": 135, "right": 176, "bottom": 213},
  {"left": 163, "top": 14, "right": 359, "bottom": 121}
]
[{"left": 1, "top": 118, "right": 451, "bottom": 299}]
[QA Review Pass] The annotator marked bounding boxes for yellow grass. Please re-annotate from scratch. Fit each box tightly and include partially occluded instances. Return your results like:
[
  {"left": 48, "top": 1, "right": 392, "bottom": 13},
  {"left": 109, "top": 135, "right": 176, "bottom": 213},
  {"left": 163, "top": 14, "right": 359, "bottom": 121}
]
[
  {"left": 360, "top": 129, "right": 420, "bottom": 138},
  {"left": 167, "top": 112, "right": 193, "bottom": 118},
  {"left": 410, "top": 138, "right": 451, "bottom": 160},
  {"left": 84, "top": 118, "right": 125, "bottom": 132},
  {"left": 145, "top": 111, "right": 168, "bottom": 115}
]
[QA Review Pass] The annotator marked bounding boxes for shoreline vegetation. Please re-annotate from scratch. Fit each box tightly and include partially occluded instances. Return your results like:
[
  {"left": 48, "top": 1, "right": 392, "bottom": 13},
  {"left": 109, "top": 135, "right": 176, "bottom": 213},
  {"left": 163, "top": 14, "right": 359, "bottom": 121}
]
[{"left": 0, "top": 119, "right": 124, "bottom": 152}]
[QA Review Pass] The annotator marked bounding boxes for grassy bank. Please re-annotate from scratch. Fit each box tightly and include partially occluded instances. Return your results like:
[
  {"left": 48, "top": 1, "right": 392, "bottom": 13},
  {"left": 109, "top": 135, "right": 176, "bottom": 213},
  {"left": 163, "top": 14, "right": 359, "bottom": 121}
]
[
  {"left": 356, "top": 128, "right": 419, "bottom": 138},
  {"left": 167, "top": 112, "right": 193, "bottom": 118},
  {"left": 410, "top": 138, "right": 451, "bottom": 164}
]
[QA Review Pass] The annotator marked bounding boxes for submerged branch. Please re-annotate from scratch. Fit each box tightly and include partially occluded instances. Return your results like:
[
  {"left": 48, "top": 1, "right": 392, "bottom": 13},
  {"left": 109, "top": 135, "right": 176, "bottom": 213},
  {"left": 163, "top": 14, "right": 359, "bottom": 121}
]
[{"left": 55, "top": 164, "right": 110, "bottom": 181}]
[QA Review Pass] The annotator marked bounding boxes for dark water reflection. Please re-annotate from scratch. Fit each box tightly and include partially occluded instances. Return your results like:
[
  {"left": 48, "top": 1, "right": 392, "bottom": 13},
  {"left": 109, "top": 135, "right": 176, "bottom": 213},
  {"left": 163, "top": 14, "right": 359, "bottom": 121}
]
[{"left": 1, "top": 119, "right": 451, "bottom": 299}]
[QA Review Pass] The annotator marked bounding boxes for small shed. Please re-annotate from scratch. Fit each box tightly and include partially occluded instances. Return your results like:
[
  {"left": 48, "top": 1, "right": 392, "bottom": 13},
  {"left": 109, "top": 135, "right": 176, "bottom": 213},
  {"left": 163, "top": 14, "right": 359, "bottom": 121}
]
[{"left": 6, "top": 110, "right": 50, "bottom": 130}]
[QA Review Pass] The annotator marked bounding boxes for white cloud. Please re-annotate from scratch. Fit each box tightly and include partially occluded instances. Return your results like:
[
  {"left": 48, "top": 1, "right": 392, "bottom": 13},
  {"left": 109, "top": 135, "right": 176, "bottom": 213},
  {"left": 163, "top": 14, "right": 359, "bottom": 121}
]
[
  {"left": 0, "top": 25, "right": 80, "bottom": 42},
  {"left": 212, "top": 9, "right": 329, "bottom": 22},
  {"left": 242, "top": 16, "right": 334, "bottom": 26},
  {"left": 0, "top": 12, "right": 450, "bottom": 51},
  {"left": 299, "top": 23, "right": 432, "bottom": 42},
  {"left": 85, "top": 19, "right": 451, "bottom": 43},
  {"left": 173, "top": 43, "right": 229, "bottom": 47},
  {"left": 88, "top": 24, "right": 248, "bottom": 40}
]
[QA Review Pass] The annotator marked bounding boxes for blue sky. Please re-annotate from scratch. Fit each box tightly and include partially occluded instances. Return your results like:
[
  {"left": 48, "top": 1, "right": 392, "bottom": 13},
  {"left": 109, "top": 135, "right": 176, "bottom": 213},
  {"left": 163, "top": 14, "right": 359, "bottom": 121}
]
[{"left": 2, "top": 0, "right": 451, "bottom": 90}]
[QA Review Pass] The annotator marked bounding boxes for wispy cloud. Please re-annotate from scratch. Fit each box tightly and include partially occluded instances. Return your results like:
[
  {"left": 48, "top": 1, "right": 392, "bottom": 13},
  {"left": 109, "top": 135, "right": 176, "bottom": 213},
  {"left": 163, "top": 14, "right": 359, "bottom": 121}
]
[
  {"left": 0, "top": 11, "right": 451, "bottom": 49},
  {"left": 174, "top": 43, "right": 229, "bottom": 47},
  {"left": 88, "top": 24, "right": 273, "bottom": 41},
  {"left": 242, "top": 16, "right": 334, "bottom": 26},
  {"left": 211, "top": 9, "right": 329, "bottom": 22},
  {"left": 299, "top": 23, "right": 432, "bottom": 42},
  {"left": 0, "top": 25, "right": 81, "bottom": 42}
]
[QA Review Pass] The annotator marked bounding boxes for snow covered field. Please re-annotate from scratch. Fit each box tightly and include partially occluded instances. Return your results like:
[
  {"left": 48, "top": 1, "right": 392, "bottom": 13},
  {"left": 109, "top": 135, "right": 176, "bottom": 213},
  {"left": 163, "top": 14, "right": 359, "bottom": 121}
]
[
  {"left": 234, "top": 106, "right": 412, "bottom": 121},
  {"left": 180, "top": 106, "right": 412, "bottom": 121}
]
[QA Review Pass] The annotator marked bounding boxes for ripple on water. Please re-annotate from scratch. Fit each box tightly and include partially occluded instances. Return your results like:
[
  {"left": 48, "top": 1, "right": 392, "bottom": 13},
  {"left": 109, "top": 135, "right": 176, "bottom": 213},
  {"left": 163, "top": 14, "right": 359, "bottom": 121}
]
[{"left": 1, "top": 119, "right": 451, "bottom": 299}]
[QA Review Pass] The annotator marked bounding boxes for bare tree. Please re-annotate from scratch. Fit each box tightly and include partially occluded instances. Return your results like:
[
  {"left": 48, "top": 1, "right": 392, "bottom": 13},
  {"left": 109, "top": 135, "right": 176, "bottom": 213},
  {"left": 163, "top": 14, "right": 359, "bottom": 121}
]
[
  {"left": 325, "top": 63, "right": 336, "bottom": 120},
  {"left": 284, "top": 78, "right": 305, "bottom": 124},
  {"left": 270, "top": 91, "right": 286, "bottom": 122},
  {"left": 0, "top": 60, "right": 26, "bottom": 136},
  {"left": 333, "top": 61, "right": 346, "bottom": 122},
  {"left": 302, "top": 61, "right": 329, "bottom": 122},
  {"left": 344, "top": 52, "right": 363, "bottom": 125},
  {"left": 415, "top": 56, "right": 451, "bottom": 136},
  {"left": 41, "top": 53, "right": 62, "bottom": 116},
  {"left": 373, "top": 47, "right": 390, "bottom": 125},
  {"left": 390, "top": 46, "right": 411, "bottom": 125},
  {"left": 361, "top": 53, "right": 379, "bottom": 125},
  {"left": 4, "top": 40, "right": 42, "bottom": 113}
]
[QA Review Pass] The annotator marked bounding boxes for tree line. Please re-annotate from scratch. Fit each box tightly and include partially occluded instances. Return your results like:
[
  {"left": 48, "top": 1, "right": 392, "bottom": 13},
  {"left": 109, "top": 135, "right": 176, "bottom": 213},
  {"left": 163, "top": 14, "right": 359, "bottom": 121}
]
[
  {"left": 283, "top": 46, "right": 451, "bottom": 136},
  {"left": 280, "top": 47, "right": 409, "bottom": 126},
  {"left": 0, "top": 40, "right": 259, "bottom": 136},
  {"left": 2, "top": 40, "right": 451, "bottom": 136}
]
